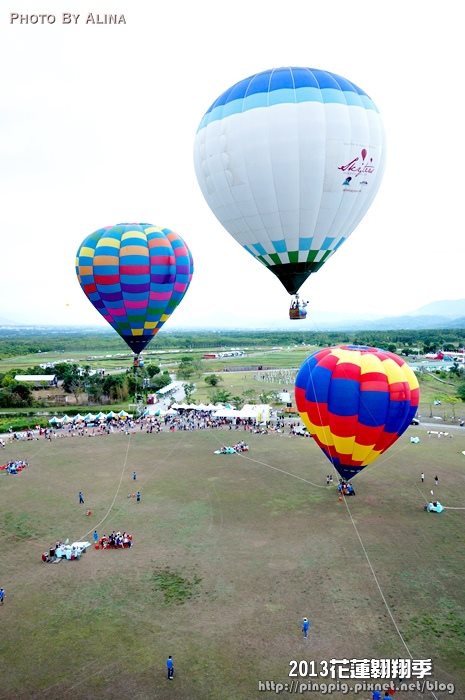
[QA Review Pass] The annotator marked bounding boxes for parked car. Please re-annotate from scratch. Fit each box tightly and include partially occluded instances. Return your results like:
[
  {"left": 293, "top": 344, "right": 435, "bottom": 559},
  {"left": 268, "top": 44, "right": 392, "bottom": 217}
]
[{"left": 411, "top": 417, "right": 420, "bottom": 426}]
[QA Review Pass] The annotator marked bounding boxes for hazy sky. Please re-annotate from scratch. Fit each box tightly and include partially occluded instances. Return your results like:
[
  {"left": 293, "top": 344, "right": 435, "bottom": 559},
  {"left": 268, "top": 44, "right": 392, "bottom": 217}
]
[{"left": 1, "top": 0, "right": 464, "bottom": 331}]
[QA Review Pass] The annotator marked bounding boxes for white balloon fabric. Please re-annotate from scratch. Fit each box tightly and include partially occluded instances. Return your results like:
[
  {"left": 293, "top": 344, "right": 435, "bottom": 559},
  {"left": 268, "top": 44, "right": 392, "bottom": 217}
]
[{"left": 194, "top": 67, "right": 386, "bottom": 294}]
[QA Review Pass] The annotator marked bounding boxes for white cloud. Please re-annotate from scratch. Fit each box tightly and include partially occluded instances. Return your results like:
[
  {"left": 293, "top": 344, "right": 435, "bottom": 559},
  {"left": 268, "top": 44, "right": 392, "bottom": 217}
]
[{"left": 1, "top": 0, "right": 464, "bottom": 330}]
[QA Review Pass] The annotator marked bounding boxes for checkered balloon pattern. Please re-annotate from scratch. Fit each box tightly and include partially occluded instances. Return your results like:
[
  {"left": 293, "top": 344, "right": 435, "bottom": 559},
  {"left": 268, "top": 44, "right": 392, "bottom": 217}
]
[
  {"left": 75, "top": 223, "right": 193, "bottom": 353},
  {"left": 295, "top": 346, "right": 420, "bottom": 480}
]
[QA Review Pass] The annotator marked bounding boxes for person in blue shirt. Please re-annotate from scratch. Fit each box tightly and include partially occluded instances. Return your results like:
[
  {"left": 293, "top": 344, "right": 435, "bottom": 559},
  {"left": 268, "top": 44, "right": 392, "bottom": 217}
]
[
  {"left": 166, "top": 655, "right": 174, "bottom": 679},
  {"left": 0, "top": 588, "right": 4, "bottom": 605},
  {"left": 302, "top": 617, "right": 310, "bottom": 638},
  {"left": 93, "top": 530, "right": 99, "bottom": 544},
  {"left": 79, "top": 491, "right": 84, "bottom": 504},
  {"left": 372, "top": 689, "right": 381, "bottom": 700}
]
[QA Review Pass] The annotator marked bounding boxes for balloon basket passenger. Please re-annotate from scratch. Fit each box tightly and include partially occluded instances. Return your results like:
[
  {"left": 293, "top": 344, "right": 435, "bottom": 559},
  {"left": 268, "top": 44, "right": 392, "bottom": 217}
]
[{"left": 289, "top": 295, "right": 308, "bottom": 320}]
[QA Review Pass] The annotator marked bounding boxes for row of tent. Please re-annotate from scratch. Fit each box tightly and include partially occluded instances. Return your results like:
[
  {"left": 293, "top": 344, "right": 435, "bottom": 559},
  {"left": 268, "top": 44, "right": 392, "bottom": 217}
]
[
  {"left": 48, "top": 410, "right": 133, "bottom": 425},
  {"left": 48, "top": 403, "right": 274, "bottom": 424},
  {"left": 167, "top": 403, "right": 273, "bottom": 421}
]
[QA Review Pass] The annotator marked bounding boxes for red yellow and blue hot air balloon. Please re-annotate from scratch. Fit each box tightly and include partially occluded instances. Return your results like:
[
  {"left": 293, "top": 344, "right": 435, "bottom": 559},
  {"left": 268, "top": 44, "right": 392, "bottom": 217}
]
[
  {"left": 75, "top": 223, "right": 193, "bottom": 363},
  {"left": 295, "top": 346, "right": 420, "bottom": 481}
]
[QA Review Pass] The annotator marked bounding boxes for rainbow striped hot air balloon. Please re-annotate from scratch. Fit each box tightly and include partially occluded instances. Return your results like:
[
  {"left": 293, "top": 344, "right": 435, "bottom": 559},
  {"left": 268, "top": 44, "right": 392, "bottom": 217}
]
[
  {"left": 295, "top": 346, "right": 420, "bottom": 480},
  {"left": 75, "top": 223, "right": 193, "bottom": 355}
]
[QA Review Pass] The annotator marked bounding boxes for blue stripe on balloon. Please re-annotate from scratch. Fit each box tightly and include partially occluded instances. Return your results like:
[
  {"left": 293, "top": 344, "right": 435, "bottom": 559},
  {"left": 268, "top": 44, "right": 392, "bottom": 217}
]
[
  {"left": 94, "top": 265, "right": 119, "bottom": 276},
  {"left": 304, "top": 364, "right": 332, "bottom": 404},
  {"left": 198, "top": 67, "right": 377, "bottom": 130},
  {"left": 299, "top": 237, "right": 313, "bottom": 250},
  {"left": 150, "top": 282, "right": 174, "bottom": 291},
  {"left": 358, "top": 391, "right": 390, "bottom": 427},
  {"left": 120, "top": 274, "right": 149, "bottom": 285},
  {"left": 121, "top": 236, "right": 148, "bottom": 246},
  {"left": 328, "top": 378, "right": 360, "bottom": 416},
  {"left": 385, "top": 400, "right": 411, "bottom": 433},
  {"left": 252, "top": 242, "right": 267, "bottom": 256},
  {"left": 151, "top": 275, "right": 174, "bottom": 284},
  {"left": 104, "top": 300, "right": 124, "bottom": 308},
  {"left": 199, "top": 88, "right": 377, "bottom": 129},
  {"left": 271, "top": 239, "right": 287, "bottom": 254},
  {"left": 120, "top": 290, "right": 148, "bottom": 299},
  {"left": 321, "top": 237, "right": 335, "bottom": 250},
  {"left": 99, "top": 292, "right": 121, "bottom": 302},
  {"left": 96, "top": 283, "right": 121, "bottom": 293},
  {"left": 119, "top": 255, "right": 149, "bottom": 266},
  {"left": 94, "top": 246, "right": 120, "bottom": 256}
]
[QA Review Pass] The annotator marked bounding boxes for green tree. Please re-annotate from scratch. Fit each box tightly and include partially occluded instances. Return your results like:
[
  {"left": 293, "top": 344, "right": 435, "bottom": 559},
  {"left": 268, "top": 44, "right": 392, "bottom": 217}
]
[
  {"left": 60, "top": 365, "right": 87, "bottom": 403},
  {"left": 177, "top": 357, "right": 196, "bottom": 380},
  {"left": 449, "top": 362, "right": 464, "bottom": 377},
  {"left": 205, "top": 374, "right": 222, "bottom": 387},
  {"left": 231, "top": 395, "right": 244, "bottom": 409},
  {"left": 242, "top": 388, "right": 257, "bottom": 403},
  {"left": 457, "top": 382, "right": 465, "bottom": 401},
  {"left": 146, "top": 364, "right": 161, "bottom": 378},
  {"left": 442, "top": 395, "right": 461, "bottom": 420},
  {"left": 102, "top": 374, "right": 128, "bottom": 401},
  {"left": 183, "top": 383, "right": 196, "bottom": 401},
  {"left": 258, "top": 391, "right": 276, "bottom": 404},
  {"left": 0, "top": 382, "right": 33, "bottom": 408},
  {"left": 209, "top": 389, "right": 232, "bottom": 404},
  {"left": 86, "top": 375, "right": 105, "bottom": 403},
  {"left": 150, "top": 372, "right": 172, "bottom": 392}
]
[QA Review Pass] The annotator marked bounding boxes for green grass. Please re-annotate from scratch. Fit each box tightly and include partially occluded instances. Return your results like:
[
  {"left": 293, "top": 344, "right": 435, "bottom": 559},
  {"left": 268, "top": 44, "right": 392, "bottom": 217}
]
[
  {"left": 151, "top": 568, "right": 202, "bottom": 605},
  {"left": 1, "top": 427, "right": 465, "bottom": 698}
]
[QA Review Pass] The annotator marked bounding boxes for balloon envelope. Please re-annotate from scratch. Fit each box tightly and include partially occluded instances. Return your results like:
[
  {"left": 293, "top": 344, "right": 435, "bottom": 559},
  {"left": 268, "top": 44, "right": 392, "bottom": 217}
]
[
  {"left": 75, "top": 223, "right": 193, "bottom": 353},
  {"left": 295, "top": 346, "right": 419, "bottom": 480},
  {"left": 194, "top": 67, "right": 386, "bottom": 294}
]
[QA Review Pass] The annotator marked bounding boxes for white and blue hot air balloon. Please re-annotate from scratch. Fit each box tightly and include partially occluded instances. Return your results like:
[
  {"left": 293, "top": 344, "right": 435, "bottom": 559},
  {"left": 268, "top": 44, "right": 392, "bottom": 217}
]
[{"left": 193, "top": 67, "right": 386, "bottom": 319}]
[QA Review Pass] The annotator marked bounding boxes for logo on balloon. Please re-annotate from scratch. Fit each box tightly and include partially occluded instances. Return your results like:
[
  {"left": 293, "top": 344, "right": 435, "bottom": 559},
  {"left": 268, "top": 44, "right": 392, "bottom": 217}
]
[{"left": 338, "top": 149, "right": 375, "bottom": 178}]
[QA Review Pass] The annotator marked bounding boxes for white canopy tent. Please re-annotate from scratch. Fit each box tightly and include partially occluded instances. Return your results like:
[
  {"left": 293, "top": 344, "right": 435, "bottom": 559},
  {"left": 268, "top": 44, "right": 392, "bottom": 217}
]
[
  {"left": 212, "top": 407, "right": 240, "bottom": 418},
  {"left": 239, "top": 404, "right": 272, "bottom": 421}
]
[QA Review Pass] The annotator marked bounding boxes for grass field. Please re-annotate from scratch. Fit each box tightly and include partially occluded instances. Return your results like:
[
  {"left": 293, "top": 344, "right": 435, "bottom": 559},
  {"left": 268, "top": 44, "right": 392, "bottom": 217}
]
[{"left": 1, "top": 425, "right": 465, "bottom": 699}]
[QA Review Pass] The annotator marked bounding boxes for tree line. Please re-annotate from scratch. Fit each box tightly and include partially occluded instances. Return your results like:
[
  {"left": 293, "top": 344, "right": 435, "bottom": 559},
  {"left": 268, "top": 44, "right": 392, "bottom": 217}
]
[{"left": 0, "top": 327, "right": 464, "bottom": 360}]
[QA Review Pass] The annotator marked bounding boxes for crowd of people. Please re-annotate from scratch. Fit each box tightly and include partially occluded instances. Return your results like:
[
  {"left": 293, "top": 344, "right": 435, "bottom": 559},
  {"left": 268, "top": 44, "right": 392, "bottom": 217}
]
[
  {"left": 1, "top": 413, "right": 288, "bottom": 443},
  {"left": 216, "top": 441, "right": 250, "bottom": 454},
  {"left": 0, "top": 459, "right": 28, "bottom": 474},
  {"left": 97, "top": 531, "right": 133, "bottom": 549},
  {"left": 337, "top": 479, "right": 356, "bottom": 496},
  {"left": 42, "top": 540, "right": 89, "bottom": 562}
]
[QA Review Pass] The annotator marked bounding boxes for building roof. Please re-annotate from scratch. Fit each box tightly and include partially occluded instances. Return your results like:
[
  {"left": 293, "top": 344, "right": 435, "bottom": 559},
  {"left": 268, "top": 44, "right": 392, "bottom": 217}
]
[{"left": 14, "top": 375, "right": 56, "bottom": 382}]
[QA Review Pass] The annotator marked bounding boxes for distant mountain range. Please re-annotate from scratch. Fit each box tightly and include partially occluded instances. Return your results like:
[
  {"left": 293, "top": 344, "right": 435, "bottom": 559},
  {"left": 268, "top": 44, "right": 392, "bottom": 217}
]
[
  {"left": 348, "top": 299, "right": 465, "bottom": 331},
  {"left": 1, "top": 299, "right": 465, "bottom": 332},
  {"left": 302, "top": 299, "right": 465, "bottom": 330}
]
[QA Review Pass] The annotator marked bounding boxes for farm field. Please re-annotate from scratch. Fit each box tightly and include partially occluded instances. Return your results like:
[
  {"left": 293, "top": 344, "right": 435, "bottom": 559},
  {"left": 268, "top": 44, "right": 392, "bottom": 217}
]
[{"left": 1, "top": 426, "right": 464, "bottom": 699}]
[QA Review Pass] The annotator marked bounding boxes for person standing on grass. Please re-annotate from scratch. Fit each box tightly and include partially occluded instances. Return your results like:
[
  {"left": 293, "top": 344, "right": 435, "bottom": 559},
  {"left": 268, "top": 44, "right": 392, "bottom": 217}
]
[
  {"left": 79, "top": 491, "right": 84, "bottom": 504},
  {"left": 0, "top": 588, "right": 4, "bottom": 605},
  {"left": 93, "top": 530, "right": 99, "bottom": 545},
  {"left": 166, "top": 655, "right": 174, "bottom": 679},
  {"left": 132, "top": 471, "right": 137, "bottom": 480},
  {"left": 136, "top": 491, "right": 141, "bottom": 503},
  {"left": 302, "top": 616, "right": 310, "bottom": 638},
  {"left": 434, "top": 475, "right": 439, "bottom": 486},
  {"left": 372, "top": 689, "right": 381, "bottom": 700},
  {"left": 420, "top": 472, "right": 424, "bottom": 483}
]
